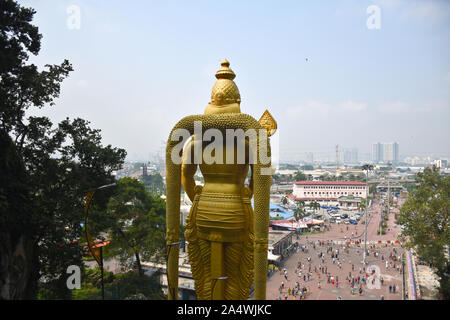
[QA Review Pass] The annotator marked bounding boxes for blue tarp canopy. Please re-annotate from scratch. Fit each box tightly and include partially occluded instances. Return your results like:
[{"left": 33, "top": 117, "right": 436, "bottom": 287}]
[{"left": 252, "top": 200, "right": 293, "bottom": 219}]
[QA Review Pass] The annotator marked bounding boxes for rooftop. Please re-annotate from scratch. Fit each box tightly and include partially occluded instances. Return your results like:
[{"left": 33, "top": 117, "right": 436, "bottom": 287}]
[
  {"left": 268, "top": 230, "right": 294, "bottom": 246},
  {"left": 294, "top": 180, "right": 367, "bottom": 186}
]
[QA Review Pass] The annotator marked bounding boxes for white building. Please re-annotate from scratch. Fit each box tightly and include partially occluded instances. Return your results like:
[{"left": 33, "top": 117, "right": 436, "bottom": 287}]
[
  {"left": 292, "top": 181, "right": 367, "bottom": 204},
  {"left": 432, "top": 159, "right": 448, "bottom": 168}
]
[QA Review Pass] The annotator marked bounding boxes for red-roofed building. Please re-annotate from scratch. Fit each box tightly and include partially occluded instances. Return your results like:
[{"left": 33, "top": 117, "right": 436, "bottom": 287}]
[{"left": 293, "top": 180, "right": 367, "bottom": 204}]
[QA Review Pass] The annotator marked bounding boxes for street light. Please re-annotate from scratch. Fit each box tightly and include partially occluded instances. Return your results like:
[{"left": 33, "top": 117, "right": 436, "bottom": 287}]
[{"left": 362, "top": 164, "right": 373, "bottom": 265}]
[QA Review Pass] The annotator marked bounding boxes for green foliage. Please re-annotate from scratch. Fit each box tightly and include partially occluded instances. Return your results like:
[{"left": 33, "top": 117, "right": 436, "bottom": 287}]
[
  {"left": 358, "top": 199, "right": 366, "bottom": 212},
  {"left": 294, "top": 199, "right": 306, "bottom": 220},
  {"left": 319, "top": 174, "right": 338, "bottom": 181},
  {"left": 309, "top": 201, "right": 320, "bottom": 213},
  {"left": 281, "top": 164, "right": 298, "bottom": 170},
  {"left": 101, "top": 178, "right": 166, "bottom": 276},
  {"left": 404, "top": 182, "right": 420, "bottom": 194},
  {"left": 294, "top": 170, "right": 307, "bottom": 181},
  {"left": 72, "top": 268, "right": 164, "bottom": 300},
  {"left": 398, "top": 166, "right": 450, "bottom": 299},
  {"left": 270, "top": 216, "right": 284, "bottom": 221},
  {"left": 0, "top": 0, "right": 126, "bottom": 299},
  {"left": 141, "top": 172, "right": 165, "bottom": 195}
]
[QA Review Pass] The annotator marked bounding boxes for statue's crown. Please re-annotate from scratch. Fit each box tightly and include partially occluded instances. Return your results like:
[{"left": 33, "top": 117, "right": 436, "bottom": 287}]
[
  {"left": 215, "top": 59, "right": 236, "bottom": 80},
  {"left": 210, "top": 59, "right": 241, "bottom": 106}
]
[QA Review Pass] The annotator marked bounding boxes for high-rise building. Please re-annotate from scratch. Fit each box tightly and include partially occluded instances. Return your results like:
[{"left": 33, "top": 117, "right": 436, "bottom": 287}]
[
  {"left": 344, "top": 149, "right": 352, "bottom": 164},
  {"left": 372, "top": 143, "right": 383, "bottom": 163},
  {"left": 383, "top": 142, "right": 399, "bottom": 163},
  {"left": 351, "top": 148, "right": 358, "bottom": 163},
  {"left": 305, "top": 152, "right": 314, "bottom": 164},
  {"left": 372, "top": 142, "right": 399, "bottom": 163}
]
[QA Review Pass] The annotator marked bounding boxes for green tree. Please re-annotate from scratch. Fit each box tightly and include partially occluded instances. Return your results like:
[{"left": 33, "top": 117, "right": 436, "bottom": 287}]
[
  {"left": 369, "top": 184, "right": 377, "bottom": 196},
  {"left": 294, "top": 170, "right": 307, "bottom": 181},
  {"left": 105, "top": 178, "right": 166, "bottom": 276},
  {"left": 294, "top": 200, "right": 306, "bottom": 220},
  {"left": 397, "top": 167, "right": 449, "bottom": 299},
  {"left": 72, "top": 268, "right": 164, "bottom": 300},
  {"left": 358, "top": 199, "right": 366, "bottom": 212},
  {"left": 0, "top": 1, "right": 126, "bottom": 299},
  {"left": 141, "top": 172, "right": 165, "bottom": 195},
  {"left": 309, "top": 201, "right": 320, "bottom": 214}
]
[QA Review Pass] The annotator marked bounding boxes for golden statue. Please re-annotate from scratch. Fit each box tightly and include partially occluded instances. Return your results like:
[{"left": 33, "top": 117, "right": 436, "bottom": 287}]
[{"left": 165, "top": 59, "right": 276, "bottom": 300}]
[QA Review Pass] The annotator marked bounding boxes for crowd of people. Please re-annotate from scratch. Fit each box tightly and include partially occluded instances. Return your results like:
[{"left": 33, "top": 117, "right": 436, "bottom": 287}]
[{"left": 275, "top": 238, "right": 404, "bottom": 300}]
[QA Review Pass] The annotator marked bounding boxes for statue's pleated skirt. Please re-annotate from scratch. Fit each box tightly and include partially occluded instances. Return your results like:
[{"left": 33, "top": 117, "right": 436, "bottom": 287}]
[{"left": 185, "top": 190, "right": 254, "bottom": 300}]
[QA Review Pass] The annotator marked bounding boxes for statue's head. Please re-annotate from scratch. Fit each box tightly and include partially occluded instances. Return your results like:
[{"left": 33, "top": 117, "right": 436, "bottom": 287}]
[{"left": 204, "top": 59, "right": 241, "bottom": 115}]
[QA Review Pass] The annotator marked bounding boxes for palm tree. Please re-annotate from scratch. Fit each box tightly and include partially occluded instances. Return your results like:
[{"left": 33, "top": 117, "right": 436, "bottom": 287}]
[
  {"left": 309, "top": 201, "right": 320, "bottom": 214},
  {"left": 358, "top": 199, "right": 366, "bottom": 212},
  {"left": 294, "top": 200, "right": 306, "bottom": 220}
]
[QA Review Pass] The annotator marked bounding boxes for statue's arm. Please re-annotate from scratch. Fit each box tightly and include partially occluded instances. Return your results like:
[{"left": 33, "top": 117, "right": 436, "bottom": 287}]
[{"left": 181, "top": 138, "right": 198, "bottom": 202}]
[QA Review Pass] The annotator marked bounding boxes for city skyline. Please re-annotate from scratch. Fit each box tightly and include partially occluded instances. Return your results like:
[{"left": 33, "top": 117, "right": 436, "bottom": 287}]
[{"left": 22, "top": 0, "right": 450, "bottom": 161}]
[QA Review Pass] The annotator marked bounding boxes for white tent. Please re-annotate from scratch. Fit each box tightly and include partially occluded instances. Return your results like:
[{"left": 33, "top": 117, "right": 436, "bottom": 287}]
[{"left": 268, "top": 251, "right": 281, "bottom": 262}]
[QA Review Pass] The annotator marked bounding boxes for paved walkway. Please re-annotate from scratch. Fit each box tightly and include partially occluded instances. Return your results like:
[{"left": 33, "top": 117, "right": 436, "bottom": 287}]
[
  {"left": 267, "top": 198, "right": 406, "bottom": 300},
  {"left": 267, "top": 240, "right": 404, "bottom": 300}
]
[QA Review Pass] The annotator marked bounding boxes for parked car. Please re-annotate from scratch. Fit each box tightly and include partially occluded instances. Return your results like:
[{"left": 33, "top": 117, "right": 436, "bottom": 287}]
[
  {"left": 349, "top": 219, "right": 358, "bottom": 225},
  {"left": 331, "top": 212, "right": 341, "bottom": 218},
  {"left": 341, "top": 213, "right": 349, "bottom": 219},
  {"left": 335, "top": 217, "right": 342, "bottom": 224}
]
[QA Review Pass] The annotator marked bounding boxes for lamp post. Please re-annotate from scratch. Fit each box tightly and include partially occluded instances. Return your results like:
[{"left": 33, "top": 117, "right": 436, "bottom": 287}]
[
  {"left": 84, "top": 183, "right": 116, "bottom": 300},
  {"left": 362, "top": 164, "right": 373, "bottom": 265}
]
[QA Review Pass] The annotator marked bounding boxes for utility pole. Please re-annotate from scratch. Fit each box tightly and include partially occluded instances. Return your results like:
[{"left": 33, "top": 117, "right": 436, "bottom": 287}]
[
  {"left": 381, "top": 164, "right": 391, "bottom": 235},
  {"left": 362, "top": 164, "right": 373, "bottom": 265},
  {"left": 387, "top": 173, "right": 390, "bottom": 217}
]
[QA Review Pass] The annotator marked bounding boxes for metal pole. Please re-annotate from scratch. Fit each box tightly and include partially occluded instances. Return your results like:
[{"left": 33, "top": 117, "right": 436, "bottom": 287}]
[
  {"left": 100, "top": 246, "right": 104, "bottom": 300},
  {"left": 387, "top": 173, "right": 390, "bottom": 217},
  {"left": 402, "top": 253, "right": 406, "bottom": 300},
  {"left": 363, "top": 168, "right": 369, "bottom": 265}
]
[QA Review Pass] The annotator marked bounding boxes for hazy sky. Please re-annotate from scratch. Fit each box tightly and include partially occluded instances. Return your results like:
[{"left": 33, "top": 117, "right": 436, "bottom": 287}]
[{"left": 22, "top": 0, "right": 450, "bottom": 161}]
